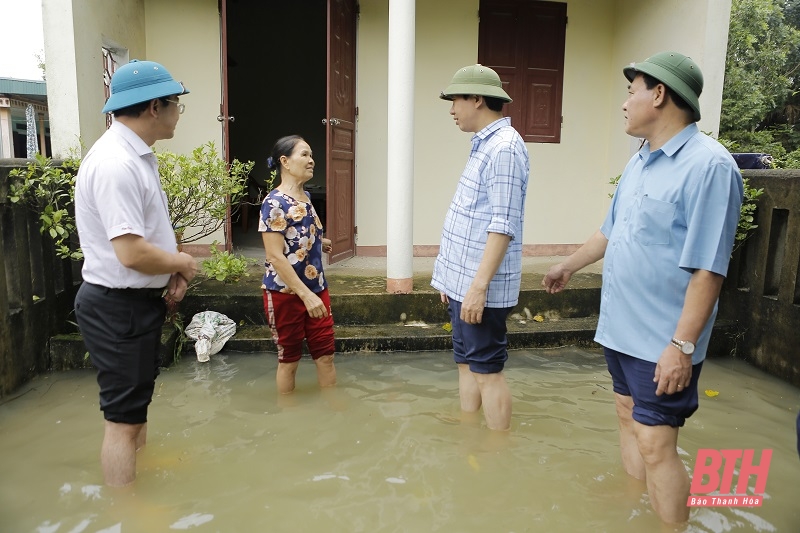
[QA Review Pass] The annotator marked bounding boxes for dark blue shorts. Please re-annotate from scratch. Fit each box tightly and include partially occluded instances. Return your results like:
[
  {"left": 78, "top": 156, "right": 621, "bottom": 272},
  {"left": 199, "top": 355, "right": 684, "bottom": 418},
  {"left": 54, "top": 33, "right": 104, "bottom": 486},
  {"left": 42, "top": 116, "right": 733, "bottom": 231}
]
[
  {"left": 75, "top": 282, "right": 166, "bottom": 425},
  {"left": 448, "top": 299, "right": 513, "bottom": 374},
  {"left": 604, "top": 347, "right": 703, "bottom": 428}
]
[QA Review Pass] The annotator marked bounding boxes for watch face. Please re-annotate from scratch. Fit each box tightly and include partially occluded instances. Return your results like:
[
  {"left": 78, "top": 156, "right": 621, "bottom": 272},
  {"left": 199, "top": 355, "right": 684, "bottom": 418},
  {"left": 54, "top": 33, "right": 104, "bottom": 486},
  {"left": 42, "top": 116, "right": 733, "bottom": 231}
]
[{"left": 682, "top": 341, "right": 696, "bottom": 355}]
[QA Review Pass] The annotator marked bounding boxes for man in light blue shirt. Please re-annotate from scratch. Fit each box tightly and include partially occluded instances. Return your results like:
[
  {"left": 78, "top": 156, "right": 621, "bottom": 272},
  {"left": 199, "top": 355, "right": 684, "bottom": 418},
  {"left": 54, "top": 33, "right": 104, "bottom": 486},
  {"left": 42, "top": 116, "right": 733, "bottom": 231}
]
[
  {"left": 542, "top": 52, "right": 742, "bottom": 524},
  {"left": 432, "top": 64, "right": 529, "bottom": 431}
]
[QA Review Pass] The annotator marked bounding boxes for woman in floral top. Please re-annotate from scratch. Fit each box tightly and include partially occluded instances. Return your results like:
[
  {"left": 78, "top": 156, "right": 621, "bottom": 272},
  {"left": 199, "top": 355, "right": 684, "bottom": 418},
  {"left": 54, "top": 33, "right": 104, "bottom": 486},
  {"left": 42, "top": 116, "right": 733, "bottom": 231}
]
[{"left": 259, "top": 135, "right": 336, "bottom": 393}]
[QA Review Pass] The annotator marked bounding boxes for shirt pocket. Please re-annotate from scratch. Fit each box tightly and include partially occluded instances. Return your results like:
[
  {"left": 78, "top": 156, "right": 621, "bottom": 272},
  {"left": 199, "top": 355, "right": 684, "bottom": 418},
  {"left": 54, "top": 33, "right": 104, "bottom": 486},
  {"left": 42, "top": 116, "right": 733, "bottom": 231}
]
[{"left": 633, "top": 196, "right": 676, "bottom": 246}]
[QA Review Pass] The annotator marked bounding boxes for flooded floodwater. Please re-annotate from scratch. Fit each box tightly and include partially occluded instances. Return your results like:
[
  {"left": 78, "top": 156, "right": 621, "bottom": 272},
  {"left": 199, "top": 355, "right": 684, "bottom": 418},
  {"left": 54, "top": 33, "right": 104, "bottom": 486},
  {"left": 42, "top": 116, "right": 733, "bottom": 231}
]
[{"left": 0, "top": 347, "right": 798, "bottom": 533}]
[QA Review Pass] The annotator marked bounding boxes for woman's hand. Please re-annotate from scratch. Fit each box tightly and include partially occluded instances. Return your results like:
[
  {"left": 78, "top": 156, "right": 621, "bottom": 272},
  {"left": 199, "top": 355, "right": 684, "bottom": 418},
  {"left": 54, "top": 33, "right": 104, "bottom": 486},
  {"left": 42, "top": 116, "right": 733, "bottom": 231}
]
[
  {"left": 301, "top": 291, "right": 329, "bottom": 318},
  {"left": 322, "top": 238, "right": 332, "bottom": 254}
]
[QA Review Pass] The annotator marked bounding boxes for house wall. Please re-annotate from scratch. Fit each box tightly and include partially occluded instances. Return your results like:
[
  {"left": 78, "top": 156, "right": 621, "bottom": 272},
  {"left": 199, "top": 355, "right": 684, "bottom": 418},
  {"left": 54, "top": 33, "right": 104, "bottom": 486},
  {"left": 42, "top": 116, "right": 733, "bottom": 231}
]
[
  {"left": 145, "top": 0, "right": 224, "bottom": 247},
  {"left": 45, "top": 0, "right": 221, "bottom": 158},
  {"left": 144, "top": 0, "right": 223, "bottom": 158},
  {"left": 45, "top": 0, "right": 732, "bottom": 252},
  {"left": 355, "top": 0, "right": 732, "bottom": 251},
  {"left": 44, "top": 0, "right": 147, "bottom": 157},
  {"left": 44, "top": 0, "right": 223, "bottom": 245},
  {"left": 610, "top": 0, "right": 732, "bottom": 158}
]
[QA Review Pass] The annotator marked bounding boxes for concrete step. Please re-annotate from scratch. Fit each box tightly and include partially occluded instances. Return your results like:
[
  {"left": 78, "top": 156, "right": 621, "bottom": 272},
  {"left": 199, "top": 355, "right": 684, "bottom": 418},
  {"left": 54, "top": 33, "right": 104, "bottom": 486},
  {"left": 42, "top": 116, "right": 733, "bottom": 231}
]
[
  {"left": 47, "top": 265, "right": 737, "bottom": 369},
  {"left": 221, "top": 315, "right": 602, "bottom": 353},
  {"left": 178, "top": 279, "right": 603, "bottom": 326},
  {"left": 50, "top": 316, "right": 738, "bottom": 369}
]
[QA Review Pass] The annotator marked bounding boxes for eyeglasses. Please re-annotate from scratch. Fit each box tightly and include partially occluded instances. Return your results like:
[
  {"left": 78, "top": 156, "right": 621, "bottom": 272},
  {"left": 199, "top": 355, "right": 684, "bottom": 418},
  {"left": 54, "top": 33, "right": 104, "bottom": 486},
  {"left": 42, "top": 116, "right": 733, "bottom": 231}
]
[{"left": 165, "top": 99, "right": 185, "bottom": 114}]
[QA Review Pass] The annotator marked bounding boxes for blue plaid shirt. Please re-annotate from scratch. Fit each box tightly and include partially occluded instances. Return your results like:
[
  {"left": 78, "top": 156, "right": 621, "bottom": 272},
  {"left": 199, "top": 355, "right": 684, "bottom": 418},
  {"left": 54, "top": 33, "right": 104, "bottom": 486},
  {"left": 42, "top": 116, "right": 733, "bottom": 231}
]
[{"left": 431, "top": 117, "right": 529, "bottom": 307}]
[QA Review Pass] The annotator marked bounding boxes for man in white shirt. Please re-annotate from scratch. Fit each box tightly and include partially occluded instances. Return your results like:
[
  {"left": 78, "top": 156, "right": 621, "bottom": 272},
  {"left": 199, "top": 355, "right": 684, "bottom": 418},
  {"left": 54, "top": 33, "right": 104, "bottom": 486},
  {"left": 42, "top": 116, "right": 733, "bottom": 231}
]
[{"left": 74, "top": 59, "right": 198, "bottom": 486}]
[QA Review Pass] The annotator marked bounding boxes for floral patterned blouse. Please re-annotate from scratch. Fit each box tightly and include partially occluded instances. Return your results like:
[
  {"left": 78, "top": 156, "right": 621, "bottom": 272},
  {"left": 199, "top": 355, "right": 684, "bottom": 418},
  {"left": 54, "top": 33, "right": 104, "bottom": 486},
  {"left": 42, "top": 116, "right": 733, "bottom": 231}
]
[{"left": 259, "top": 190, "right": 327, "bottom": 293}]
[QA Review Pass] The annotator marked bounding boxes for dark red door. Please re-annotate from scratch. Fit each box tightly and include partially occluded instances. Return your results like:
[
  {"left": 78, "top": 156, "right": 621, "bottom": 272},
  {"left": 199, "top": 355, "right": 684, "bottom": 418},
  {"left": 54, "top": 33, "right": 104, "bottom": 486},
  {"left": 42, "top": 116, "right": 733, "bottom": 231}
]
[
  {"left": 325, "top": 0, "right": 357, "bottom": 263},
  {"left": 219, "top": 0, "right": 234, "bottom": 250}
]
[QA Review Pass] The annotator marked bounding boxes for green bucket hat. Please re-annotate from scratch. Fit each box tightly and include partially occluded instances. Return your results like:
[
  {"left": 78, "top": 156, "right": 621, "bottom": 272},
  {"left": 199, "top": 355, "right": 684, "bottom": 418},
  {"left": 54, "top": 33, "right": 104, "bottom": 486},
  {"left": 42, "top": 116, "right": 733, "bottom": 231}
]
[
  {"left": 623, "top": 51, "right": 703, "bottom": 121},
  {"left": 440, "top": 64, "right": 512, "bottom": 103}
]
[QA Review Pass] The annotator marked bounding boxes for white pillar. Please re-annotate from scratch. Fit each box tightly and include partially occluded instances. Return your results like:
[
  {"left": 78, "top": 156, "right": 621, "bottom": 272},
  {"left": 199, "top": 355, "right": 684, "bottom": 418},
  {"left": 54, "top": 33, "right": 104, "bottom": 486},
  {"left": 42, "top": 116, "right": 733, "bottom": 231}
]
[
  {"left": 386, "top": 0, "right": 415, "bottom": 293},
  {"left": 0, "top": 99, "right": 12, "bottom": 158}
]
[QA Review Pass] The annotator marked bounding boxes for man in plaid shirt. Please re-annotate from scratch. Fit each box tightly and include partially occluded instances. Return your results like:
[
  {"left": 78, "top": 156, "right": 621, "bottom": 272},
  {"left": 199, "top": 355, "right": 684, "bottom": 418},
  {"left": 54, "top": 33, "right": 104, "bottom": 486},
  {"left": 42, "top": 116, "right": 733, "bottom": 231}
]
[{"left": 432, "top": 64, "right": 529, "bottom": 431}]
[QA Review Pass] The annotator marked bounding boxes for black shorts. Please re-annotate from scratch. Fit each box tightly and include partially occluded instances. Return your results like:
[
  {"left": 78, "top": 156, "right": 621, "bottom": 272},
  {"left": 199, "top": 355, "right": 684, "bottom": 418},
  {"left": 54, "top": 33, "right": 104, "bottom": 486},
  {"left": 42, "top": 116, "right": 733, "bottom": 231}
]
[{"left": 74, "top": 282, "right": 166, "bottom": 424}]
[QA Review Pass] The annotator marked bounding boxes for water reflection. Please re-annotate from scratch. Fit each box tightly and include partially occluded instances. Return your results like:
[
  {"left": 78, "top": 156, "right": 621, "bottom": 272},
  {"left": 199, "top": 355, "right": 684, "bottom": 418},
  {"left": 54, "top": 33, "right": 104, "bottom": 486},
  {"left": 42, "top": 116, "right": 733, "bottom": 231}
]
[{"left": 0, "top": 348, "right": 798, "bottom": 532}]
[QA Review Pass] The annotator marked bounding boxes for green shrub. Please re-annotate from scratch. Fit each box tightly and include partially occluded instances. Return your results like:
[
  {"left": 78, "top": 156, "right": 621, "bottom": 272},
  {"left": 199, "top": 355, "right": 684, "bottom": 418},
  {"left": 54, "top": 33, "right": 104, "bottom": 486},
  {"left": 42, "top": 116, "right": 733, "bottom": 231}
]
[
  {"left": 201, "top": 241, "right": 252, "bottom": 283},
  {"left": 7, "top": 154, "right": 82, "bottom": 260}
]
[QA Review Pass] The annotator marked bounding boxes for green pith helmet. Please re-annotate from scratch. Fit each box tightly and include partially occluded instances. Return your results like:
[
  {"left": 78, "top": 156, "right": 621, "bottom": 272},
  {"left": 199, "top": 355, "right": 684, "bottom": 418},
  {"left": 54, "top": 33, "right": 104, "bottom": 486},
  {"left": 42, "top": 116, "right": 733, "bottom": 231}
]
[
  {"left": 623, "top": 51, "right": 703, "bottom": 121},
  {"left": 440, "top": 63, "right": 512, "bottom": 103}
]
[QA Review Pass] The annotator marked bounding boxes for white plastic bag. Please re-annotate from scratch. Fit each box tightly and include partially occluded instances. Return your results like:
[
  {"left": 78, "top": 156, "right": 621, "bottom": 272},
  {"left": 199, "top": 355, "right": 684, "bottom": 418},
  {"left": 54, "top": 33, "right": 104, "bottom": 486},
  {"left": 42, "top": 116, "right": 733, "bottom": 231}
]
[{"left": 184, "top": 311, "right": 237, "bottom": 362}]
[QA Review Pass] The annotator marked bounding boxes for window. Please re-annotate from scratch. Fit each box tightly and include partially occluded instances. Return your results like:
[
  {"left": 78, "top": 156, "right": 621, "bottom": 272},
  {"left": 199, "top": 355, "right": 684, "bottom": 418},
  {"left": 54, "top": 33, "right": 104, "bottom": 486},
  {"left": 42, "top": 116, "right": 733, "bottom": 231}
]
[
  {"left": 479, "top": 0, "right": 567, "bottom": 143},
  {"left": 102, "top": 47, "right": 119, "bottom": 128}
]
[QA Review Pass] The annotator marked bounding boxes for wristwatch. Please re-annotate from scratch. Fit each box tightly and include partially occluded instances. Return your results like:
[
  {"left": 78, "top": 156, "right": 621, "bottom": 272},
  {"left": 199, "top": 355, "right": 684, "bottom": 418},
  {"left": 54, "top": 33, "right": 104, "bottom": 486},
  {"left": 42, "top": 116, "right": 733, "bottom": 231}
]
[{"left": 671, "top": 338, "right": 696, "bottom": 356}]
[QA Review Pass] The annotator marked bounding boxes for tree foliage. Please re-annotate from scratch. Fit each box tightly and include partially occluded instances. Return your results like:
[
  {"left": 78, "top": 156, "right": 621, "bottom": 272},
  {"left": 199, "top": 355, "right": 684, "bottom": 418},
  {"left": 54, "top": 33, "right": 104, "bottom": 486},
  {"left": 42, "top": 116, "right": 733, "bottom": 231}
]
[
  {"left": 7, "top": 155, "right": 82, "bottom": 260},
  {"left": 721, "top": 0, "right": 800, "bottom": 133},
  {"left": 719, "top": 0, "right": 800, "bottom": 167},
  {"left": 157, "top": 142, "right": 254, "bottom": 244}
]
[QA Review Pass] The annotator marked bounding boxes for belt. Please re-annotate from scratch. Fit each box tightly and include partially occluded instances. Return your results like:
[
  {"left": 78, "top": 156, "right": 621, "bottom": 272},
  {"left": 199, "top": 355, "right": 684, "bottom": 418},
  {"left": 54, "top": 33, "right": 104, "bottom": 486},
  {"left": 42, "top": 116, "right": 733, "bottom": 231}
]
[{"left": 85, "top": 282, "right": 167, "bottom": 300}]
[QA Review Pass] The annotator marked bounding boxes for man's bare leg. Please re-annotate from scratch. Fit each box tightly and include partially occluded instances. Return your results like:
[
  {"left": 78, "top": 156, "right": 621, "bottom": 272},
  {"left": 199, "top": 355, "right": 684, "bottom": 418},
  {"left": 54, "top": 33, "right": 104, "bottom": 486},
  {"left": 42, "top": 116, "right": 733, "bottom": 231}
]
[
  {"left": 458, "top": 364, "right": 481, "bottom": 412},
  {"left": 473, "top": 371, "right": 511, "bottom": 431},
  {"left": 635, "top": 422, "right": 689, "bottom": 524},
  {"left": 277, "top": 361, "right": 300, "bottom": 394},
  {"left": 314, "top": 354, "right": 337, "bottom": 388},
  {"left": 101, "top": 420, "right": 145, "bottom": 486},
  {"left": 135, "top": 422, "right": 147, "bottom": 451},
  {"left": 614, "top": 393, "right": 646, "bottom": 479}
]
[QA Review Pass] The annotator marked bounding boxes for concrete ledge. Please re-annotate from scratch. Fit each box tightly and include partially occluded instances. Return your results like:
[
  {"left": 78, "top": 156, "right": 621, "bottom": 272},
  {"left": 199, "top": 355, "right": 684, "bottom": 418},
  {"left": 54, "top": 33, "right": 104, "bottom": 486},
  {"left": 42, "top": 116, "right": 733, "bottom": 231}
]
[
  {"left": 49, "top": 324, "right": 181, "bottom": 371},
  {"left": 48, "top": 317, "right": 739, "bottom": 366}
]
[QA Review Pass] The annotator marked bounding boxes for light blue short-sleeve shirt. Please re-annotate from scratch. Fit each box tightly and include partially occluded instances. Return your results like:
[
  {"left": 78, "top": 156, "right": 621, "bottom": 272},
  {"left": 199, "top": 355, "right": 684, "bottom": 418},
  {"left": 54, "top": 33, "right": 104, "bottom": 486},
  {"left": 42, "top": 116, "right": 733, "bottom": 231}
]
[{"left": 594, "top": 123, "right": 743, "bottom": 364}]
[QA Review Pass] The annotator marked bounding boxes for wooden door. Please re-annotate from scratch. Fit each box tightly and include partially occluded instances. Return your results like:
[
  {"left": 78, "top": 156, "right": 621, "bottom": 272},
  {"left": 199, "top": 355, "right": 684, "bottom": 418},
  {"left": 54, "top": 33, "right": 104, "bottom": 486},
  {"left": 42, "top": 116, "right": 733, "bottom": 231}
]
[
  {"left": 219, "top": 0, "right": 234, "bottom": 250},
  {"left": 325, "top": 0, "right": 357, "bottom": 263}
]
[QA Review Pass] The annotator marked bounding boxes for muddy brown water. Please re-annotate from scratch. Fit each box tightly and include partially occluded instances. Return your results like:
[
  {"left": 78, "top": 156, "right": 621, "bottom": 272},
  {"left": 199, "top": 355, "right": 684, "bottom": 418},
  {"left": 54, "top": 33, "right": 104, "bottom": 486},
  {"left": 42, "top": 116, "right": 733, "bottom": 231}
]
[{"left": 0, "top": 348, "right": 798, "bottom": 532}]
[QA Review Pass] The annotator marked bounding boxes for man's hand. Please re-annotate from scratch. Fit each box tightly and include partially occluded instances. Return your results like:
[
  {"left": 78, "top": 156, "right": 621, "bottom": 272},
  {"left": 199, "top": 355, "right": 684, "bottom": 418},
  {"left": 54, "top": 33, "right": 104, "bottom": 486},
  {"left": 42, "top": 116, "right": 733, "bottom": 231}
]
[
  {"left": 461, "top": 286, "right": 487, "bottom": 324},
  {"left": 542, "top": 263, "right": 572, "bottom": 294},
  {"left": 177, "top": 252, "right": 198, "bottom": 282},
  {"left": 654, "top": 345, "right": 693, "bottom": 396},
  {"left": 166, "top": 273, "right": 189, "bottom": 302}
]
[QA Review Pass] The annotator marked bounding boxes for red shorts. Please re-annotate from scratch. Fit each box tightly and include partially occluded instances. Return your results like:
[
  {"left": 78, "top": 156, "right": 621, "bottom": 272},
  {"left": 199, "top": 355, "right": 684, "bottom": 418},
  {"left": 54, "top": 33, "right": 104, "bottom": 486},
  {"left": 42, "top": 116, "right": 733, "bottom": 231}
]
[{"left": 263, "top": 288, "right": 335, "bottom": 363}]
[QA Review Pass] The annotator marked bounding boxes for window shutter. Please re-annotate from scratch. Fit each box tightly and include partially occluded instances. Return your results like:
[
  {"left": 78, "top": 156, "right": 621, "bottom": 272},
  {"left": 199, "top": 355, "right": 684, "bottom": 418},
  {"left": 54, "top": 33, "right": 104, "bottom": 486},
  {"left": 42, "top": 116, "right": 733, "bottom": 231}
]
[{"left": 479, "top": 0, "right": 567, "bottom": 143}]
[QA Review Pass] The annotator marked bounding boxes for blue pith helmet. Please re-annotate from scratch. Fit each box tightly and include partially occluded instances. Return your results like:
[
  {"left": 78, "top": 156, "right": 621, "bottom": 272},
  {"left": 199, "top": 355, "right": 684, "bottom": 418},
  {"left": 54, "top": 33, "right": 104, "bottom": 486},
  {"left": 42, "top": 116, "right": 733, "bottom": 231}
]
[{"left": 101, "top": 59, "right": 189, "bottom": 114}]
